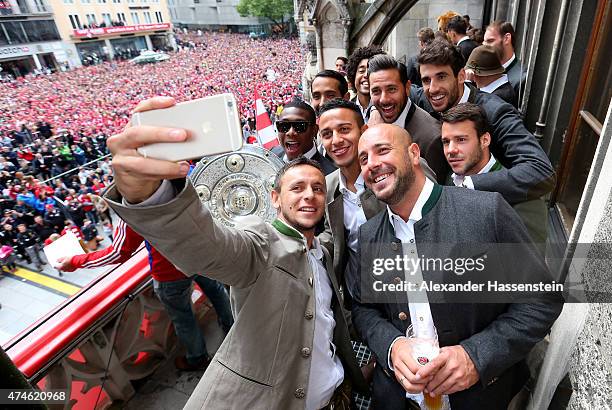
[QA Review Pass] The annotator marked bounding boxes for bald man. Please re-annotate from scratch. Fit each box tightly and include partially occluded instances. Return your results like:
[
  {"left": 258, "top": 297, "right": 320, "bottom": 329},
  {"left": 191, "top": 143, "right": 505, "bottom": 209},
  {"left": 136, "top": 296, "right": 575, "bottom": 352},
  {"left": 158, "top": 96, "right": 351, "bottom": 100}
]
[{"left": 350, "top": 124, "right": 562, "bottom": 409}]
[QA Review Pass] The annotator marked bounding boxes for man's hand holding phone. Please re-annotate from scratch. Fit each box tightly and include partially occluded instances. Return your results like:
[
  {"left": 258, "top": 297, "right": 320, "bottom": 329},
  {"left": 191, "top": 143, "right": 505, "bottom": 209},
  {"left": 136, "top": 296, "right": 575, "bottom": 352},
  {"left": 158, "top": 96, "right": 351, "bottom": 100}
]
[{"left": 107, "top": 96, "right": 190, "bottom": 204}]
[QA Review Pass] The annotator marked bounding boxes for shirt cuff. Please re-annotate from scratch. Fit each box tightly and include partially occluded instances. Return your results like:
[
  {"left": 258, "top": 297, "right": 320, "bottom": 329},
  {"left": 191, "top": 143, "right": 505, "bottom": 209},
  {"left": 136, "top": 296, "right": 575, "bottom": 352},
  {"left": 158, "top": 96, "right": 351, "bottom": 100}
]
[
  {"left": 462, "top": 175, "right": 475, "bottom": 190},
  {"left": 388, "top": 336, "right": 408, "bottom": 371},
  {"left": 122, "top": 180, "right": 176, "bottom": 207}
]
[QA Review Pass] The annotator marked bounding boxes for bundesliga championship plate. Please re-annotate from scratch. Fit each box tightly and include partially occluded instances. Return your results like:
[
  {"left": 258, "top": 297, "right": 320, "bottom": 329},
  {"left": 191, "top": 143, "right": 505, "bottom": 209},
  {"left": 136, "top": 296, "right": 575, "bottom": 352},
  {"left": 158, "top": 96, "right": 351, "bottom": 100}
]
[{"left": 189, "top": 145, "right": 284, "bottom": 227}]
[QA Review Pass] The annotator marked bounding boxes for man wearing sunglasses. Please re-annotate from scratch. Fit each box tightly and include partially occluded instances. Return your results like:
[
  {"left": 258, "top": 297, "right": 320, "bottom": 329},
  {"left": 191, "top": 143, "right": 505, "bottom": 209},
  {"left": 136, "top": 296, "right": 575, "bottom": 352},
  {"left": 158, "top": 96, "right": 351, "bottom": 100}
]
[{"left": 271, "top": 100, "right": 337, "bottom": 175}]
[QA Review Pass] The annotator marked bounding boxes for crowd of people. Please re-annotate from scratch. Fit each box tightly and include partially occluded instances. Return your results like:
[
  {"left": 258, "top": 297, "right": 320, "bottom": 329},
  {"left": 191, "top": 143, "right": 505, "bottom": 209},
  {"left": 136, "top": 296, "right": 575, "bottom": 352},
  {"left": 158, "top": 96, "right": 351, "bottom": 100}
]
[{"left": 0, "top": 31, "right": 304, "bottom": 271}]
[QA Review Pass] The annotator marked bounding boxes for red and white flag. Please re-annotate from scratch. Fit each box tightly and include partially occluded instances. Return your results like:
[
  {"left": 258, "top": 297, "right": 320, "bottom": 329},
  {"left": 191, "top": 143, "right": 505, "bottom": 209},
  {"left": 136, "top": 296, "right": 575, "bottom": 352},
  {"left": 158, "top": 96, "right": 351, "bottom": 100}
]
[{"left": 255, "top": 89, "right": 279, "bottom": 150}]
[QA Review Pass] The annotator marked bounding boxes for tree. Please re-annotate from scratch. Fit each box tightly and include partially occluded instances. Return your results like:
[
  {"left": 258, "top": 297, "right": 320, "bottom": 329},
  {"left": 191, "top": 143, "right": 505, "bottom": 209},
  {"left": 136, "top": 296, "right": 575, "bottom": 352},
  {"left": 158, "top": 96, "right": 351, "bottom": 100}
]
[{"left": 236, "top": 0, "right": 294, "bottom": 31}]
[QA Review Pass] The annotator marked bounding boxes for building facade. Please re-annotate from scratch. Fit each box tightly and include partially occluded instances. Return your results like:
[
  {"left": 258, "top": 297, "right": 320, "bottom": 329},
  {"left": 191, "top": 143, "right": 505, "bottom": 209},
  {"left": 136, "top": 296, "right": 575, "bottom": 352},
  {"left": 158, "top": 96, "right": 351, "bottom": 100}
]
[
  {"left": 0, "top": 0, "right": 74, "bottom": 76},
  {"left": 46, "top": 0, "right": 173, "bottom": 66},
  {"left": 167, "top": 0, "right": 264, "bottom": 32}
]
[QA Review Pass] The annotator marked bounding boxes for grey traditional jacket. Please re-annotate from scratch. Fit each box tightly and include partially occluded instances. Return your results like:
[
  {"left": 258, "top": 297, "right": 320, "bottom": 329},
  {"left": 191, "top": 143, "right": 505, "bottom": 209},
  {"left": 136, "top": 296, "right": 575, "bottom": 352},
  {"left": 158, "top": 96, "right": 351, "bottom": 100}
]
[
  {"left": 104, "top": 180, "right": 367, "bottom": 410},
  {"left": 351, "top": 184, "right": 563, "bottom": 409}
]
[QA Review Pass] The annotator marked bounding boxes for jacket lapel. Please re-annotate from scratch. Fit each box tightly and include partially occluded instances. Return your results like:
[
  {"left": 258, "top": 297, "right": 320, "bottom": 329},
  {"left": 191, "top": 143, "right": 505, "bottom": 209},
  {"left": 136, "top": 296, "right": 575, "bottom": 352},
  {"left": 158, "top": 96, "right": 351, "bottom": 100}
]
[{"left": 360, "top": 189, "right": 386, "bottom": 219}]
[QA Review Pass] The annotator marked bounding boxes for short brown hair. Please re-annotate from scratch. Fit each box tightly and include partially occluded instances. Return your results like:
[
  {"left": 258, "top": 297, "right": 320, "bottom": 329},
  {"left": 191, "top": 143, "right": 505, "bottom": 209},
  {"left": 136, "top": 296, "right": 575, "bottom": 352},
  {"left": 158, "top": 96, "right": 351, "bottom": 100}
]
[
  {"left": 417, "top": 28, "right": 435, "bottom": 45},
  {"left": 418, "top": 38, "right": 465, "bottom": 76},
  {"left": 441, "top": 103, "right": 489, "bottom": 137},
  {"left": 488, "top": 20, "right": 516, "bottom": 49}
]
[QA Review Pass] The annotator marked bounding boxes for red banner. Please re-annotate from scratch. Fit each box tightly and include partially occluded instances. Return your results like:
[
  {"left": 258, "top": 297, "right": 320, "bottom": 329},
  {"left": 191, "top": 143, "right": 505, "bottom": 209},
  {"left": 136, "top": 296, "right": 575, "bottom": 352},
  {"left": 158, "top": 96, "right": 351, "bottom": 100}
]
[{"left": 73, "top": 23, "right": 171, "bottom": 38}]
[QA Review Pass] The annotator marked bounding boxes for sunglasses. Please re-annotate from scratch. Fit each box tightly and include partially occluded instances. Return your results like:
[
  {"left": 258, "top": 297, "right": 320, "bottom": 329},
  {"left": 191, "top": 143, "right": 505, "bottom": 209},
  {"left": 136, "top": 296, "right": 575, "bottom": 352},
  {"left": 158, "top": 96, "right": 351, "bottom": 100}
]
[{"left": 276, "top": 120, "right": 312, "bottom": 134}]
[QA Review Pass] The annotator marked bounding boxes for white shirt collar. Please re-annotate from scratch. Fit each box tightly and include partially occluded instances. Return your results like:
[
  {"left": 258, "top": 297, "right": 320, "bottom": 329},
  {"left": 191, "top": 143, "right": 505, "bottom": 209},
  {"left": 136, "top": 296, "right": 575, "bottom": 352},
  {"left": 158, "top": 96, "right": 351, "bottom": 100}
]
[
  {"left": 387, "top": 178, "right": 434, "bottom": 225},
  {"left": 502, "top": 53, "right": 516, "bottom": 69},
  {"left": 458, "top": 83, "right": 471, "bottom": 104},
  {"left": 339, "top": 172, "right": 365, "bottom": 196},
  {"left": 457, "top": 35, "right": 470, "bottom": 45},
  {"left": 451, "top": 154, "right": 497, "bottom": 186},
  {"left": 282, "top": 143, "right": 317, "bottom": 163},
  {"left": 479, "top": 74, "right": 509, "bottom": 93},
  {"left": 392, "top": 98, "right": 412, "bottom": 127}
]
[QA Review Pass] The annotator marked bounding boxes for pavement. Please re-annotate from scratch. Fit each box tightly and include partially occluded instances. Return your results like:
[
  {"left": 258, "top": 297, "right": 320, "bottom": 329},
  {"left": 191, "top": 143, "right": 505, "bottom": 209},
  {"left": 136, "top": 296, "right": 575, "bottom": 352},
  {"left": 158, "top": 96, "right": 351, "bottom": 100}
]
[{"left": 0, "top": 225, "right": 114, "bottom": 347}]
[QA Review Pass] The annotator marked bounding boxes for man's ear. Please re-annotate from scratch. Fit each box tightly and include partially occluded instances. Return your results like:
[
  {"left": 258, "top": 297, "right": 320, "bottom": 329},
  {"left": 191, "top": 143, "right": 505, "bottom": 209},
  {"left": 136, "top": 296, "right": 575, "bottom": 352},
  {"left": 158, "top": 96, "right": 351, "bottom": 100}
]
[
  {"left": 409, "top": 142, "right": 421, "bottom": 165},
  {"left": 480, "top": 132, "right": 491, "bottom": 149},
  {"left": 404, "top": 80, "right": 412, "bottom": 96},
  {"left": 270, "top": 189, "right": 281, "bottom": 211},
  {"left": 457, "top": 67, "right": 466, "bottom": 85},
  {"left": 360, "top": 123, "right": 369, "bottom": 134}
]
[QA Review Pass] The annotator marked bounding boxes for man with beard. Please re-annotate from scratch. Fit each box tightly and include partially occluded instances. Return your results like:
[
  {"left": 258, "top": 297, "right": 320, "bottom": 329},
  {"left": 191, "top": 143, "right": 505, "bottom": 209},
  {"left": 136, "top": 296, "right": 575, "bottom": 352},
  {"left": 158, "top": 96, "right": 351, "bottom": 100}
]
[
  {"left": 346, "top": 46, "right": 385, "bottom": 122},
  {"left": 271, "top": 100, "right": 336, "bottom": 175},
  {"left": 367, "top": 54, "right": 449, "bottom": 183},
  {"left": 441, "top": 103, "right": 547, "bottom": 245},
  {"left": 350, "top": 123, "right": 562, "bottom": 409},
  {"left": 483, "top": 21, "right": 526, "bottom": 104},
  {"left": 412, "top": 38, "right": 555, "bottom": 205},
  {"left": 103, "top": 96, "right": 368, "bottom": 409}
]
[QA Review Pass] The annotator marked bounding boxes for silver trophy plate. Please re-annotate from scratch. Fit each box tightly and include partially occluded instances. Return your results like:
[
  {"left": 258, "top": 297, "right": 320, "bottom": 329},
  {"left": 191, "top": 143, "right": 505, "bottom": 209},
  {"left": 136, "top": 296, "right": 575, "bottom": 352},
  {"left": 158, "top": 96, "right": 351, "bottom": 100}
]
[{"left": 189, "top": 145, "right": 284, "bottom": 227}]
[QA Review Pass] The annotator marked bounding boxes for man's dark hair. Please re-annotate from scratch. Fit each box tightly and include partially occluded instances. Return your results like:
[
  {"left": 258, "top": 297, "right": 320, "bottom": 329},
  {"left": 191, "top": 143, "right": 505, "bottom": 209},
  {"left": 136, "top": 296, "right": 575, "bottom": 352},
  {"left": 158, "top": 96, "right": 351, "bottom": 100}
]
[
  {"left": 367, "top": 54, "right": 409, "bottom": 85},
  {"left": 446, "top": 15, "right": 468, "bottom": 35},
  {"left": 417, "top": 28, "right": 435, "bottom": 46},
  {"left": 488, "top": 20, "right": 516, "bottom": 49},
  {"left": 336, "top": 56, "right": 348, "bottom": 64},
  {"left": 312, "top": 69, "right": 349, "bottom": 97},
  {"left": 273, "top": 157, "right": 324, "bottom": 193},
  {"left": 346, "top": 45, "right": 385, "bottom": 87},
  {"left": 418, "top": 38, "right": 465, "bottom": 76},
  {"left": 463, "top": 14, "right": 470, "bottom": 22},
  {"left": 318, "top": 98, "right": 364, "bottom": 127},
  {"left": 441, "top": 103, "right": 488, "bottom": 137},
  {"left": 282, "top": 99, "right": 317, "bottom": 123}
]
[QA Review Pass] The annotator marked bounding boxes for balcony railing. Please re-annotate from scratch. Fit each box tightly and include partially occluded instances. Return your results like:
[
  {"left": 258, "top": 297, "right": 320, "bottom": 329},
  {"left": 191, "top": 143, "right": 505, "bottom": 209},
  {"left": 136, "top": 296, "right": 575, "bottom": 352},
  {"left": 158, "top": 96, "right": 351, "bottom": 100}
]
[{"left": 4, "top": 248, "right": 210, "bottom": 409}]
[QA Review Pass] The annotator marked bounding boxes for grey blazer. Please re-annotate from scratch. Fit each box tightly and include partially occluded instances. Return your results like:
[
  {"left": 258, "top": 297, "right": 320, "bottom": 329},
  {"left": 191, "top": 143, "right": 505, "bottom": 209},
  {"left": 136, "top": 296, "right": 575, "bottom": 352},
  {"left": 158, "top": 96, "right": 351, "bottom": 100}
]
[
  {"left": 104, "top": 180, "right": 367, "bottom": 410},
  {"left": 410, "top": 83, "right": 556, "bottom": 204}
]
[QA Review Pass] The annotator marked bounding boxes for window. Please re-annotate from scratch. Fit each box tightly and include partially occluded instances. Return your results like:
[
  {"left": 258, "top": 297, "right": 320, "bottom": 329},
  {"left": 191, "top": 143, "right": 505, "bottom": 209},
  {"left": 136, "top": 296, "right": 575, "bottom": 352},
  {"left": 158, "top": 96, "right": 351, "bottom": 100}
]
[
  {"left": 112, "top": 0, "right": 120, "bottom": 3},
  {"left": 0, "top": 25, "right": 8, "bottom": 45},
  {"left": 117, "top": 12, "right": 126, "bottom": 23},
  {"left": 143, "top": 11, "right": 151, "bottom": 23},
  {"left": 69, "top": 14, "right": 82, "bottom": 29},
  {"left": 62, "top": 0, "right": 74, "bottom": 4},
  {"left": 20, "top": 20, "right": 61, "bottom": 42},
  {"left": 86, "top": 13, "right": 96, "bottom": 26},
  {"left": 81, "top": 0, "right": 91, "bottom": 4},
  {"left": 130, "top": 11, "right": 140, "bottom": 24},
  {"left": 4, "top": 21, "right": 26, "bottom": 44},
  {"left": 33, "top": 0, "right": 47, "bottom": 12},
  {"left": 97, "top": 0, "right": 106, "bottom": 4},
  {"left": 102, "top": 12, "right": 111, "bottom": 26},
  {"left": 155, "top": 11, "right": 162, "bottom": 22}
]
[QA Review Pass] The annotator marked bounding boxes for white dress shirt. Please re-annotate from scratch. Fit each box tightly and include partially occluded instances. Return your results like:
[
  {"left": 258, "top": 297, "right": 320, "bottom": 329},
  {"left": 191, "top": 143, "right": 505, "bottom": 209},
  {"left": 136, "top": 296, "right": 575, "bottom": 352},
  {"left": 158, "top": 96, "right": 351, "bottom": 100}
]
[
  {"left": 451, "top": 154, "right": 497, "bottom": 187},
  {"left": 456, "top": 35, "right": 470, "bottom": 46},
  {"left": 392, "top": 98, "right": 412, "bottom": 127},
  {"left": 305, "top": 236, "right": 345, "bottom": 410},
  {"left": 283, "top": 143, "right": 318, "bottom": 163},
  {"left": 479, "top": 74, "right": 510, "bottom": 94},
  {"left": 339, "top": 172, "right": 367, "bottom": 297},
  {"left": 502, "top": 53, "right": 516, "bottom": 70},
  {"left": 386, "top": 179, "right": 438, "bottom": 404}
]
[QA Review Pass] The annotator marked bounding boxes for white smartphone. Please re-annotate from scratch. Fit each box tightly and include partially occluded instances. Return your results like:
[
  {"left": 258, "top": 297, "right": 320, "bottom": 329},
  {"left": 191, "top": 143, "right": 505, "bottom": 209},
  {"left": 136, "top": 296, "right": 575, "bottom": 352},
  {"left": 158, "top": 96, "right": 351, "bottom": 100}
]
[{"left": 133, "top": 94, "right": 243, "bottom": 162}]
